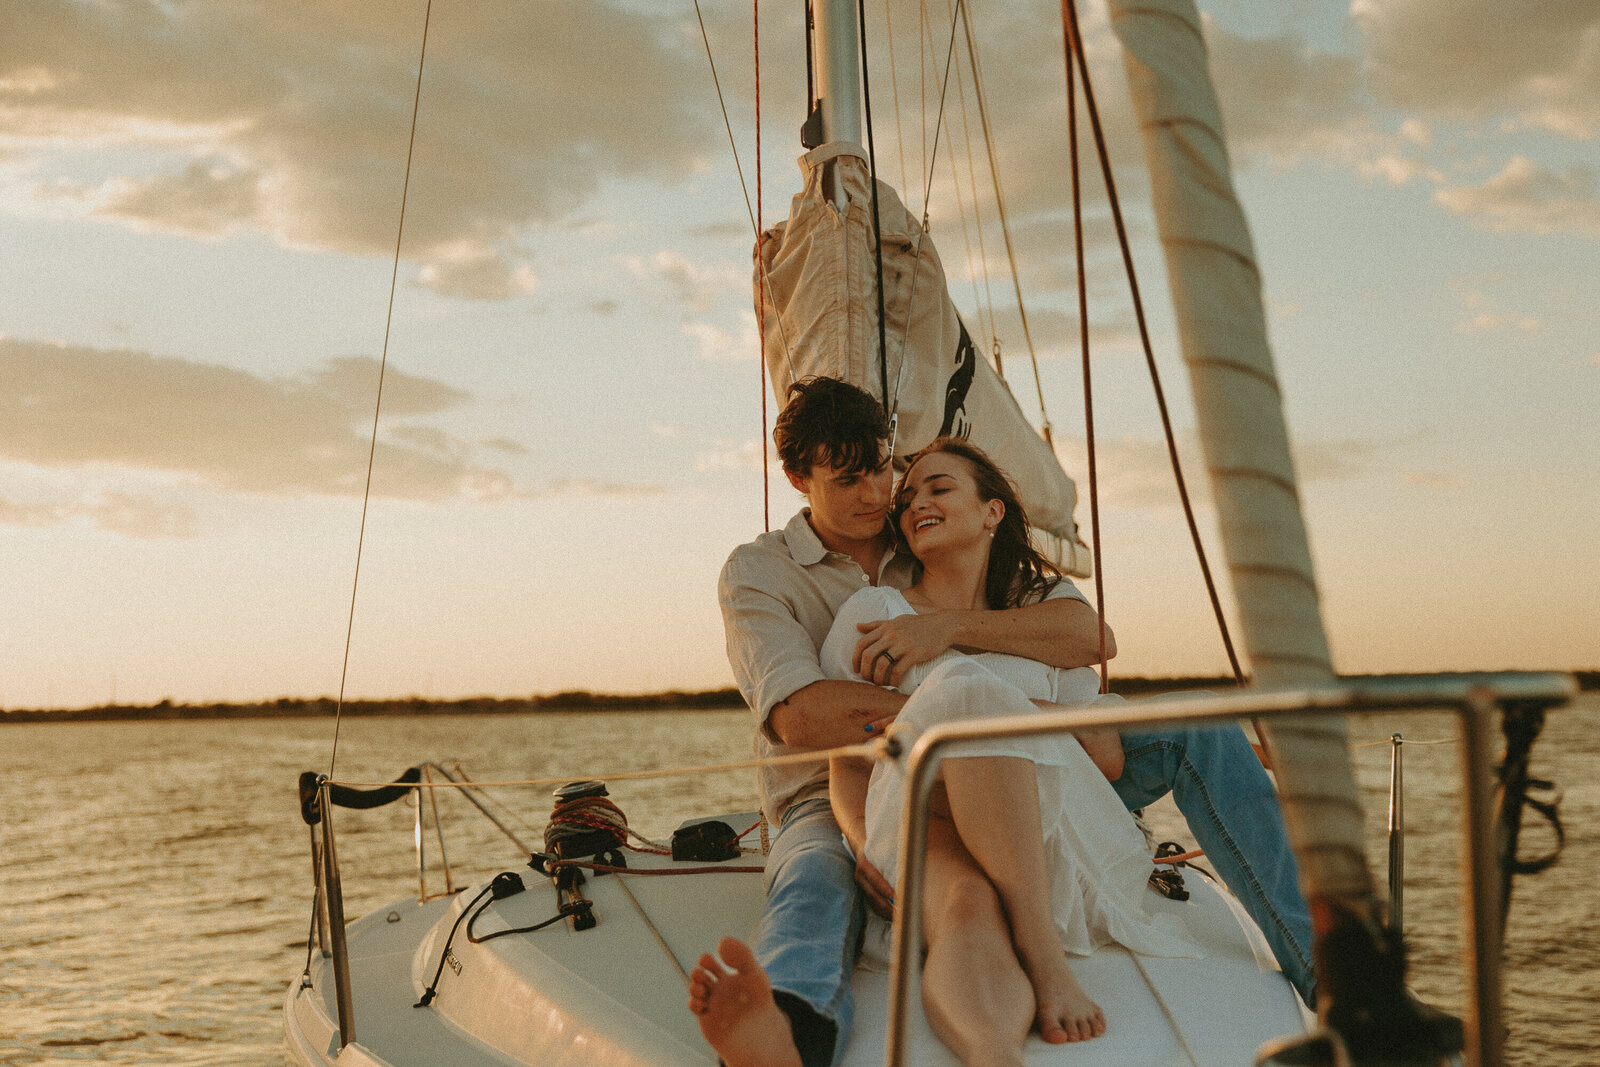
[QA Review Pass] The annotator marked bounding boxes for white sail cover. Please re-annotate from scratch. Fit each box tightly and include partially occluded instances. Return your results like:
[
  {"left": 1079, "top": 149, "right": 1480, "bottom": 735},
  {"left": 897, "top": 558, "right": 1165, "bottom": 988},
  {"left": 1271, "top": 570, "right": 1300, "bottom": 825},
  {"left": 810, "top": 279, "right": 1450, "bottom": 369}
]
[
  {"left": 755, "top": 142, "right": 1092, "bottom": 578},
  {"left": 1109, "top": 0, "right": 1372, "bottom": 902}
]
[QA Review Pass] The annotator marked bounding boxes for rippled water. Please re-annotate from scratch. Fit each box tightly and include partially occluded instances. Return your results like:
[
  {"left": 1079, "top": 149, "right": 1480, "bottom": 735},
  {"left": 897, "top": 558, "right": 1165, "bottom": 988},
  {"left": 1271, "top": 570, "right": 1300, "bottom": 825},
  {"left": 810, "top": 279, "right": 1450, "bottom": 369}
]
[{"left": 3, "top": 696, "right": 1595, "bottom": 1065}]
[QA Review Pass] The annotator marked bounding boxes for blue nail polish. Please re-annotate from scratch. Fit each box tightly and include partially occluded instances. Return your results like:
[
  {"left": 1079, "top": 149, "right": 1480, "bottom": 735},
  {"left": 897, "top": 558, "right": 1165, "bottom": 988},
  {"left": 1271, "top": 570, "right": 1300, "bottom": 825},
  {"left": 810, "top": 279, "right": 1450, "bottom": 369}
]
[{"left": 863, "top": 723, "right": 875, "bottom": 733}]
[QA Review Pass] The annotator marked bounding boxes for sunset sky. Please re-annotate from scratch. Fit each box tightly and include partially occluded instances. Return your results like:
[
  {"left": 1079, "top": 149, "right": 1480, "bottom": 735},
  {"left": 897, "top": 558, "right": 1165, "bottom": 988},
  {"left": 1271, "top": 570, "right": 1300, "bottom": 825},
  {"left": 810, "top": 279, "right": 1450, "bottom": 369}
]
[{"left": 2, "top": 0, "right": 1596, "bottom": 710}]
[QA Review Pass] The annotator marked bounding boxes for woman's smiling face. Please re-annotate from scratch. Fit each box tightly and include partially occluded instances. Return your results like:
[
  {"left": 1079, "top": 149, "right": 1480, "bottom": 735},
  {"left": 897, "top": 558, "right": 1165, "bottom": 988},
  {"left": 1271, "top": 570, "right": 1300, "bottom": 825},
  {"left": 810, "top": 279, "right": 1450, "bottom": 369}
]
[{"left": 896, "top": 451, "right": 1004, "bottom": 558}]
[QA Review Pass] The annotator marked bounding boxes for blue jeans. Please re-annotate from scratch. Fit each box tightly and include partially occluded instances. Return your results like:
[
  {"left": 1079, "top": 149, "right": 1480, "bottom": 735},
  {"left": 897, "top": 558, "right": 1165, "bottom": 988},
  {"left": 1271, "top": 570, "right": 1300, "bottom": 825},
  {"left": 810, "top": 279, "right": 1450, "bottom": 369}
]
[
  {"left": 753, "top": 796, "right": 864, "bottom": 1067},
  {"left": 1111, "top": 722, "right": 1316, "bottom": 1005}
]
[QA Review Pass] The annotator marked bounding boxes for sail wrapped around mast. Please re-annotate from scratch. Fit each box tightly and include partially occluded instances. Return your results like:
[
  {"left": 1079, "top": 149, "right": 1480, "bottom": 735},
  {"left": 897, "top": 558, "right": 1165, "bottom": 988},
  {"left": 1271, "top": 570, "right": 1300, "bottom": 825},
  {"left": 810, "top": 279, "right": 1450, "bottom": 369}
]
[
  {"left": 755, "top": 142, "right": 1092, "bottom": 578},
  {"left": 1107, "top": 0, "right": 1373, "bottom": 906}
]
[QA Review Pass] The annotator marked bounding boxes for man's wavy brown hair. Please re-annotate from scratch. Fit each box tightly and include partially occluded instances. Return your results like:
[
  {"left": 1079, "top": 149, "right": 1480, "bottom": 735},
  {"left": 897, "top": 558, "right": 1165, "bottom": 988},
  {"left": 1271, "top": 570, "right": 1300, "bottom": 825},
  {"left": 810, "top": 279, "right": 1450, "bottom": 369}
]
[{"left": 773, "top": 377, "right": 889, "bottom": 477}]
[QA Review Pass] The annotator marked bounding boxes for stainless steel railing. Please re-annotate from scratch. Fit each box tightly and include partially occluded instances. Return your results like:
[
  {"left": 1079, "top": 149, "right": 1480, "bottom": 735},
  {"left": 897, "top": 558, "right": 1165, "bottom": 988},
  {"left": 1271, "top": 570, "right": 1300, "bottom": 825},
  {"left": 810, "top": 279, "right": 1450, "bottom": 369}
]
[
  {"left": 307, "top": 761, "right": 536, "bottom": 1053},
  {"left": 882, "top": 672, "right": 1575, "bottom": 1067}
]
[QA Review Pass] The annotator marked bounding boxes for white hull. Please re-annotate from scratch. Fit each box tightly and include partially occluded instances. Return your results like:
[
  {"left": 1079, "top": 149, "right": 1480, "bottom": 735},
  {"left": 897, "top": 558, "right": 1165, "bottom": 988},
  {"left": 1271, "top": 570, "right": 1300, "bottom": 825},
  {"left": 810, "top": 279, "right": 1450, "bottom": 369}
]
[{"left": 285, "top": 812, "right": 1310, "bottom": 1067}]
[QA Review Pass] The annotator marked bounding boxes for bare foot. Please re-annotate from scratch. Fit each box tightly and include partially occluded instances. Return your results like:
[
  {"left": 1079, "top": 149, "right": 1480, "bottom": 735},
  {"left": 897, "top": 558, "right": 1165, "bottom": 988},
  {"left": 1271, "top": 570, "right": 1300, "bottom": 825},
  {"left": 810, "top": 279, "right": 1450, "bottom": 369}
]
[
  {"left": 687, "top": 937, "right": 803, "bottom": 1067},
  {"left": 1018, "top": 946, "right": 1105, "bottom": 1043}
]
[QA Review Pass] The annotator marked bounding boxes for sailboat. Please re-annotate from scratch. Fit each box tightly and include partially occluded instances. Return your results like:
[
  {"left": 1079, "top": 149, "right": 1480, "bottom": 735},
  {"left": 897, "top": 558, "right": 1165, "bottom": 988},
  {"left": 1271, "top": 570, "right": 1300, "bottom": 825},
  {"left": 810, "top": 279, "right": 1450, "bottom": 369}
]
[{"left": 282, "top": 2, "right": 1575, "bottom": 1065}]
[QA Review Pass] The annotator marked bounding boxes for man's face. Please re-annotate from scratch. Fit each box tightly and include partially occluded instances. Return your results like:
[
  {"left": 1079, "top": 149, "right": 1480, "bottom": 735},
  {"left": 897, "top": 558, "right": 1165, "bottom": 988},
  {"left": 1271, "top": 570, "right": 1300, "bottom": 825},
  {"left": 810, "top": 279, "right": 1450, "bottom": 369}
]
[{"left": 788, "top": 447, "right": 894, "bottom": 549}]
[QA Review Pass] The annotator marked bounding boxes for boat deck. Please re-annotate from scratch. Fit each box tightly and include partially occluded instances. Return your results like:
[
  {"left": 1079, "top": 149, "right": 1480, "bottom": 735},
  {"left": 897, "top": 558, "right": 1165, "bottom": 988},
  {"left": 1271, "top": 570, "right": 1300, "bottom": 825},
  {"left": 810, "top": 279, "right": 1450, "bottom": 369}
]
[{"left": 287, "top": 810, "right": 1311, "bottom": 1067}]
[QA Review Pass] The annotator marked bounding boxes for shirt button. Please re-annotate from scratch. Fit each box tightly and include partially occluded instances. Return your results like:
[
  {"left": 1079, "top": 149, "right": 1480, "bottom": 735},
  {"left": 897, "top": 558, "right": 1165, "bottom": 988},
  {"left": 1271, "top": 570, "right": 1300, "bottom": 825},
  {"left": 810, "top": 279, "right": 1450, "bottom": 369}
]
[{"left": 861, "top": 574, "right": 868, "bottom": 581}]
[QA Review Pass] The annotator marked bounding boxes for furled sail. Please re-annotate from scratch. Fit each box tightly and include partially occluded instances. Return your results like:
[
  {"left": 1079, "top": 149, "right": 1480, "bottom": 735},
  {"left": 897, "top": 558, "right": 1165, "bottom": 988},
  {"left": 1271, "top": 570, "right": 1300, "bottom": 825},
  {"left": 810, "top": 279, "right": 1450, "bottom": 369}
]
[
  {"left": 755, "top": 142, "right": 1093, "bottom": 578},
  {"left": 1106, "top": 0, "right": 1374, "bottom": 907}
]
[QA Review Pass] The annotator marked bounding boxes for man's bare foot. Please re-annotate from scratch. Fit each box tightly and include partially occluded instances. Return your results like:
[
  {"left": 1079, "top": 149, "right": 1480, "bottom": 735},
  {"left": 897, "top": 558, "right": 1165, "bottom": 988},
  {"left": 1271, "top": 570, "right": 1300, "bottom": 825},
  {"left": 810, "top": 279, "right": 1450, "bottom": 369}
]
[
  {"left": 1018, "top": 946, "right": 1105, "bottom": 1043},
  {"left": 687, "top": 937, "right": 804, "bottom": 1067}
]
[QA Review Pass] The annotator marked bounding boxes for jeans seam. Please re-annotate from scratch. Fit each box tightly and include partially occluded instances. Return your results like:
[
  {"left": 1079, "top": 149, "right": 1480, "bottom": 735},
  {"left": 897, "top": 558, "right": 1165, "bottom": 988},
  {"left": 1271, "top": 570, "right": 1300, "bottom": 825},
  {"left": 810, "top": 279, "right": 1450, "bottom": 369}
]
[{"left": 1170, "top": 744, "right": 1314, "bottom": 978}]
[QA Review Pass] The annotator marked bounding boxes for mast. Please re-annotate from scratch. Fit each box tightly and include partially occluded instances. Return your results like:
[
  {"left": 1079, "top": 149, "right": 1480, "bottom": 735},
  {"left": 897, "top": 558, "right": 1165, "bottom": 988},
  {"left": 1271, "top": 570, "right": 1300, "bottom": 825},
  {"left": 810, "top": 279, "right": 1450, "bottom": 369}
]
[
  {"left": 1102, "top": 0, "right": 1388, "bottom": 1016},
  {"left": 809, "top": 0, "right": 863, "bottom": 209},
  {"left": 810, "top": 0, "right": 862, "bottom": 145}
]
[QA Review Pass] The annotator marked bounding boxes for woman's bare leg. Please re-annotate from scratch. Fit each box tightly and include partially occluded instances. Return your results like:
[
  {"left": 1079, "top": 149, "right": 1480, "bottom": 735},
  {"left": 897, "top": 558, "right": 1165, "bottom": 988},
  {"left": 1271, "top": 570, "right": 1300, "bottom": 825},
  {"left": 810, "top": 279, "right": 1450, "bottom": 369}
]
[
  {"left": 941, "top": 755, "right": 1106, "bottom": 1042},
  {"left": 918, "top": 815, "right": 1033, "bottom": 1067}
]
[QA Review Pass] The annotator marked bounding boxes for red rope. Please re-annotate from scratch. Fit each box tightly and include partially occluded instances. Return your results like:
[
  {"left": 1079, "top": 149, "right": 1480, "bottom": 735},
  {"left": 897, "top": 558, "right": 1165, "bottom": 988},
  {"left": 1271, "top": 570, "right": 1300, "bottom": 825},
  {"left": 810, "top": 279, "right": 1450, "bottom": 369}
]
[
  {"left": 1061, "top": 12, "right": 1110, "bottom": 695},
  {"left": 755, "top": 0, "right": 770, "bottom": 532},
  {"left": 1154, "top": 848, "right": 1204, "bottom": 866},
  {"left": 1058, "top": 0, "right": 1247, "bottom": 692}
]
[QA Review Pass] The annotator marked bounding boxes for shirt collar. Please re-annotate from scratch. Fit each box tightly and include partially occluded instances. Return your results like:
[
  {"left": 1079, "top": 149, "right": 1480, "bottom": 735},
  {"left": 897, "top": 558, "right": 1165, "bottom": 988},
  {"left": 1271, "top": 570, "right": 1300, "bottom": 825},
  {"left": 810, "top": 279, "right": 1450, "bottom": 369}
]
[
  {"left": 785, "top": 508, "right": 906, "bottom": 583},
  {"left": 784, "top": 508, "right": 829, "bottom": 566}
]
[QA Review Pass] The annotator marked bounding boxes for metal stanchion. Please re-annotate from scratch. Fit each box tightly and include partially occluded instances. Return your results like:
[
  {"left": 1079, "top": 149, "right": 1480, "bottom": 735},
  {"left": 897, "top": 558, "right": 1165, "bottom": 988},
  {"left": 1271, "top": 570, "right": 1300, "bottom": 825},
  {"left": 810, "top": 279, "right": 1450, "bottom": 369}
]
[
  {"left": 1387, "top": 733, "right": 1405, "bottom": 934},
  {"left": 318, "top": 778, "right": 357, "bottom": 1051}
]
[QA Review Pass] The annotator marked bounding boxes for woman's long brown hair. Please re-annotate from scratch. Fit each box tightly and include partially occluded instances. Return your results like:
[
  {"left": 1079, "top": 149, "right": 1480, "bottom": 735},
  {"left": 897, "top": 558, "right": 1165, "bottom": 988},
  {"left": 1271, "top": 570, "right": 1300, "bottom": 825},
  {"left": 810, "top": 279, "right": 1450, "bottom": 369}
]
[{"left": 893, "top": 436, "right": 1063, "bottom": 610}]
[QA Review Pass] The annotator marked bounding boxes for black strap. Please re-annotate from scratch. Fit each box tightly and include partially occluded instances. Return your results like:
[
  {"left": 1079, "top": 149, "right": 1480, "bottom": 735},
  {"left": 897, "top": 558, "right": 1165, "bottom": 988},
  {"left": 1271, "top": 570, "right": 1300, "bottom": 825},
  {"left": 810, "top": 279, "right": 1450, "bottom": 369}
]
[
  {"left": 298, "top": 766, "right": 423, "bottom": 826},
  {"left": 1495, "top": 700, "right": 1565, "bottom": 930}
]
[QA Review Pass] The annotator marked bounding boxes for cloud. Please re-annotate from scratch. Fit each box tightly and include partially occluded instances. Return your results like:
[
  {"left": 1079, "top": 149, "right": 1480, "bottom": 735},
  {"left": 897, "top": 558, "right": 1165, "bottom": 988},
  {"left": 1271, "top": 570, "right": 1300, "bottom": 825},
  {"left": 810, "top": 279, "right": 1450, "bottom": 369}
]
[
  {"left": 415, "top": 243, "right": 538, "bottom": 301},
  {"left": 1203, "top": 20, "right": 1366, "bottom": 163},
  {"left": 1455, "top": 313, "right": 1542, "bottom": 334},
  {"left": 1402, "top": 471, "right": 1466, "bottom": 488},
  {"left": 696, "top": 439, "right": 769, "bottom": 474},
  {"left": 629, "top": 250, "right": 746, "bottom": 315},
  {"left": 535, "top": 477, "right": 667, "bottom": 498},
  {"left": 0, "top": 0, "right": 726, "bottom": 297},
  {"left": 684, "top": 311, "right": 759, "bottom": 363},
  {"left": 1052, "top": 431, "right": 1394, "bottom": 510},
  {"left": 0, "top": 337, "right": 518, "bottom": 502},
  {"left": 90, "top": 158, "right": 262, "bottom": 237},
  {"left": 1352, "top": 0, "right": 1600, "bottom": 137},
  {"left": 0, "top": 489, "right": 200, "bottom": 538},
  {"left": 1435, "top": 157, "right": 1600, "bottom": 238}
]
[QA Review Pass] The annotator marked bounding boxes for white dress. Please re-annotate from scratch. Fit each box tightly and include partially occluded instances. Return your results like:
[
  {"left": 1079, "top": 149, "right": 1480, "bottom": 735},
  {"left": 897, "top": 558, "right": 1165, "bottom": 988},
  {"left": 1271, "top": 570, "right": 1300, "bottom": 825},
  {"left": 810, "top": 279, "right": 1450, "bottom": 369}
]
[{"left": 821, "top": 586, "right": 1196, "bottom": 963}]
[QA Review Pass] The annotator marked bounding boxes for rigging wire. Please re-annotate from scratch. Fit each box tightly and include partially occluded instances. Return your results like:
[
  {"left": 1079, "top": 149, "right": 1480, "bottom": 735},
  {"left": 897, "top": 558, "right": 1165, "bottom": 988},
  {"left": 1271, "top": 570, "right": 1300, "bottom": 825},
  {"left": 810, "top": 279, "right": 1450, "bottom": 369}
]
[
  {"left": 942, "top": 0, "right": 1000, "bottom": 364},
  {"left": 328, "top": 0, "right": 434, "bottom": 779},
  {"left": 857, "top": 0, "right": 892, "bottom": 410},
  {"left": 755, "top": 0, "right": 770, "bottom": 531},
  {"left": 882, "top": 0, "right": 910, "bottom": 196},
  {"left": 882, "top": 0, "right": 963, "bottom": 418},
  {"left": 943, "top": 114, "right": 989, "bottom": 348},
  {"left": 691, "top": 0, "right": 798, "bottom": 390},
  {"left": 1064, "top": 19, "right": 1111, "bottom": 690},
  {"left": 958, "top": 1, "right": 1052, "bottom": 445},
  {"left": 1058, "top": 0, "right": 1246, "bottom": 686}
]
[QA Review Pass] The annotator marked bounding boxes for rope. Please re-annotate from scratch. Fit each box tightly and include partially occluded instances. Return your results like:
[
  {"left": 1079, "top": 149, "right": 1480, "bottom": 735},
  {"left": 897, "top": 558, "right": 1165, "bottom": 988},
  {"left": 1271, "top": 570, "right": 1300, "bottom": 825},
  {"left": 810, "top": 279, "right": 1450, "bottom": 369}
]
[
  {"left": 882, "top": 0, "right": 910, "bottom": 195},
  {"left": 612, "top": 872, "right": 690, "bottom": 981},
  {"left": 328, "top": 0, "right": 433, "bottom": 779},
  {"left": 881, "top": 0, "right": 963, "bottom": 421},
  {"left": 959, "top": 1, "right": 1051, "bottom": 440},
  {"left": 1131, "top": 952, "right": 1204, "bottom": 1067},
  {"left": 691, "top": 0, "right": 797, "bottom": 388},
  {"left": 327, "top": 738, "right": 880, "bottom": 791},
  {"left": 1063, "top": 23, "right": 1110, "bottom": 693},
  {"left": 545, "top": 794, "right": 675, "bottom": 856},
  {"left": 1057, "top": 0, "right": 1246, "bottom": 690},
  {"left": 1349, "top": 736, "right": 1455, "bottom": 749},
  {"left": 857, "top": 0, "right": 892, "bottom": 411},
  {"left": 755, "top": 0, "right": 770, "bottom": 532},
  {"left": 942, "top": 0, "right": 999, "bottom": 364}
]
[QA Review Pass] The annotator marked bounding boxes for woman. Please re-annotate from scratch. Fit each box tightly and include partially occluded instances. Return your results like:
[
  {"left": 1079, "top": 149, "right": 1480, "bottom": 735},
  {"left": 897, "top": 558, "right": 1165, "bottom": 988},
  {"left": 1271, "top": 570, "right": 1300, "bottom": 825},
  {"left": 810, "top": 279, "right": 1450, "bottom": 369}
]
[{"left": 821, "top": 437, "right": 1193, "bottom": 1065}]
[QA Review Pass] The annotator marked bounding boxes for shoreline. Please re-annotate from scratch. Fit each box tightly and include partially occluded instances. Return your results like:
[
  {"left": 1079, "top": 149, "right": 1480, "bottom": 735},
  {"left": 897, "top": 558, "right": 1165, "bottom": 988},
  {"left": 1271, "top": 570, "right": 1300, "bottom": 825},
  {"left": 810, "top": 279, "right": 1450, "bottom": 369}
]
[{"left": 4, "top": 670, "right": 1592, "bottom": 723}]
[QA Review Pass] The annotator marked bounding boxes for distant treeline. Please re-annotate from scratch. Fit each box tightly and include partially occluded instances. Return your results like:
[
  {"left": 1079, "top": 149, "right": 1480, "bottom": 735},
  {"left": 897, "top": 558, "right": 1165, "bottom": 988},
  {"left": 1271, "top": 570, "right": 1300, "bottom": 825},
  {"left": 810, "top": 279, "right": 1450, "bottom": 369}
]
[
  {"left": 0, "top": 689, "right": 747, "bottom": 724},
  {"left": 4, "top": 671, "right": 1593, "bottom": 723}
]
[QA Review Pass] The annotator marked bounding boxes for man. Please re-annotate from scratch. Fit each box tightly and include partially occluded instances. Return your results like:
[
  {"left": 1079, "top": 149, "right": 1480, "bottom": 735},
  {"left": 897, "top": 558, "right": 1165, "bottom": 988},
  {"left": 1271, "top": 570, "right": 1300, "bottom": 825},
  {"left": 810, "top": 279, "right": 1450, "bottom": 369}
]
[{"left": 698, "top": 377, "right": 1312, "bottom": 1067}]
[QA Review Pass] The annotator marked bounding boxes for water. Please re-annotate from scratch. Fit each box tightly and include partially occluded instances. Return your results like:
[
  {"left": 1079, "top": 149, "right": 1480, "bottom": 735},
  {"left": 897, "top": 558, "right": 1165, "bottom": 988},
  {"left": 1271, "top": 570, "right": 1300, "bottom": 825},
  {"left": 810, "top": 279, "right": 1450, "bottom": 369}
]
[{"left": 3, "top": 697, "right": 1596, "bottom": 1065}]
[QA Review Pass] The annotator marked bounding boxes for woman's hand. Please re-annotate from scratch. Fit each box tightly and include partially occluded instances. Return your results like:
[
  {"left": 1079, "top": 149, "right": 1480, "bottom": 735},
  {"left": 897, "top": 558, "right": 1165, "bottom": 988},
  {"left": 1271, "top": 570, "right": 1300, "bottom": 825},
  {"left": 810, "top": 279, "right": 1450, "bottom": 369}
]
[
  {"left": 853, "top": 848, "right": 897, "bottom": 920},
  {"left": 1073, "top": 727, "right": 1124, "bottom": 781},
  {"left": 853, "top": 614, "right": 959, "bottom": 686}
]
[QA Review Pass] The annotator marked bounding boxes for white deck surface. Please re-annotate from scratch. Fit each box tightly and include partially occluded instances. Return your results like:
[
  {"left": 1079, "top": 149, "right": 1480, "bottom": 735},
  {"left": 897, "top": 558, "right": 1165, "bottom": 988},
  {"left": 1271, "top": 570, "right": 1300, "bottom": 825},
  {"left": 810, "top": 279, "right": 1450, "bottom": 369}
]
[{"left": 286, "top": 813, "right": 1310, "bottom": 1067}]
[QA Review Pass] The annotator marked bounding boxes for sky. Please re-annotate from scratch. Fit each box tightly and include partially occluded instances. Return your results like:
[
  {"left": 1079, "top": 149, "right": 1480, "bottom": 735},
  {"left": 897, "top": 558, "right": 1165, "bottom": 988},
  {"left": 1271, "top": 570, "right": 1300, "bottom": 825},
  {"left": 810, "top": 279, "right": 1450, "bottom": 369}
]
[{"left": 1, "top": 0, "right": 1596, "bottom": 710}]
